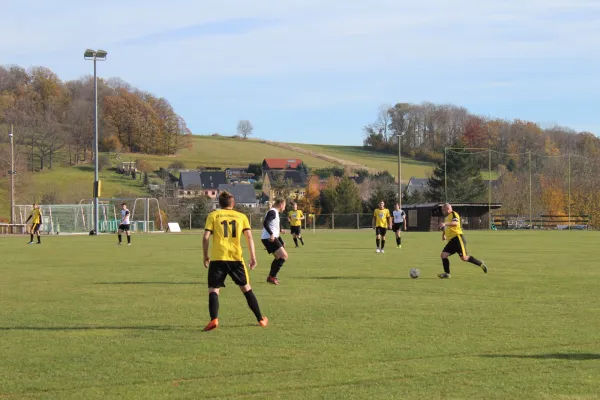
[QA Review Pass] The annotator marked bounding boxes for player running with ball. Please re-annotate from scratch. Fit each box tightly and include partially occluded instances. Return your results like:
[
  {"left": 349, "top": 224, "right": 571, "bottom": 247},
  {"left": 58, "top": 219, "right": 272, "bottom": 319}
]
[{"left": 438, "top": 203, "right": 488, "bottom": 278}]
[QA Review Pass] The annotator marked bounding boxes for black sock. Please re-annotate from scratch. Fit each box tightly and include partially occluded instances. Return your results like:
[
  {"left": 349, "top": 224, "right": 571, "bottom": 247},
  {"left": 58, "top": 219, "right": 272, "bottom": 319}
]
[
  {"left": 30, "top": 234, "right": 33, "bottom": 242},
  {"left": 118, "top": 234, "right": 122, "bottom": 243},
  {"left": 468, "top": 256, "right": 482, "bottom": 266},
  {"left": 293, "top": 237, "right": 298, "bottom": 246},
  {"left": 243, "top": 290, "right": 263, "bottom": 321},
  {"left": 376, "top": 238, "right": 380, "bottom": 248},
  {"left": 208, "top": 292, "right": 219, "bottom": 320},
  {"left": 37, "top": 235, "right": 41, "bottom": 243},
  {"left": 381, "top": 239, "right": 385, "bottom": 249},
  {"left": 269, "top": 258, "right": 285, "bottom": 277},
  {"left": 396, "top": 237, "right": 400, "bottom": 246},
  {"left": 299, "top": 236, "right": 304, "bottom": 245},
  {"left": 398, "top": 237, "right": 401, "bottom": 245},
  {"left": 442, "top": 258, "right": 450, "bottom": 274},
  {"left": 127, "top": 235, "right": 131, "bottom": 244}
]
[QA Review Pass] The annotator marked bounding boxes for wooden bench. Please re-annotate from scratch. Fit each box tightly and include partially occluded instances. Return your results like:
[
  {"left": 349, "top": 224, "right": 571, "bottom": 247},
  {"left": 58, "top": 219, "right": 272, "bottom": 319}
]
[{"left": 0, "top": 224, "right": 27, "bottom": 234}]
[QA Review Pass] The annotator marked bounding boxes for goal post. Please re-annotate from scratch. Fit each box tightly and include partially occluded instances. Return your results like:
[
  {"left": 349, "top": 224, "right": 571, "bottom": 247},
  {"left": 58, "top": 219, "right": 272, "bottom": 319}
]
[
  {"left": 79, "top": 197, "right": 165, "bottom": 233},
  {"left": 15, "top": 203, "right": 116, "bottom": 235}
]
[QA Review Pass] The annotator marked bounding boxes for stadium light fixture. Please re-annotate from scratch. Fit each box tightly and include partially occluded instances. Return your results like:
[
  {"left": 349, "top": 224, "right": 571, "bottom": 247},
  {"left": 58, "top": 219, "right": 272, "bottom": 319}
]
[{"left": 84, "top": 48, "right": 107, "bottom": 235}]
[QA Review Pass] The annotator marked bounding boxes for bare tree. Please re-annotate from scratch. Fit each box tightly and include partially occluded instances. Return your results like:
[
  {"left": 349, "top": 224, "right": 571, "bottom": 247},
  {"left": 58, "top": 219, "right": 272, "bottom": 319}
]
[{"left": 236, "top": 120, "right": 253, "bottom": 139}]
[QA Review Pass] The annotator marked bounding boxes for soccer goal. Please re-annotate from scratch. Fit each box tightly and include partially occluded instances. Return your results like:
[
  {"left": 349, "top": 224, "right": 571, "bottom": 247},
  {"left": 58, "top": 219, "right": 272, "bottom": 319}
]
[
  {"left": 15, "top": 203, "right": 117, "bottom": 235},
  {"left": 79, "top": 197, "right": 165, "bottom": 233}
]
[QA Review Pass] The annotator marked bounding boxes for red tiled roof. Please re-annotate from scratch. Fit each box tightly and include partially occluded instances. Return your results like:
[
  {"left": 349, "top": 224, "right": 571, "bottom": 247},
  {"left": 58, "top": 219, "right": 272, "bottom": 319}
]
[{"left": 263, "top": 158, "right": 303, "bottom": 169}]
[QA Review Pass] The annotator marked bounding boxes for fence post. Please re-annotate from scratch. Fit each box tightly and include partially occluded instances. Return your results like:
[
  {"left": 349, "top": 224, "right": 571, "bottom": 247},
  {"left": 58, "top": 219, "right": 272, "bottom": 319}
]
[
  {"left": 332, "top": 213, "right": 335, "bottom": 230},
  {"left": 189, "top": 214, "right": 192, "bottom": 230},
  {"left": 356, "top": 213, "right": 359, "bottom": 229},
  {"left": 249, "top": 213, "right": 252, "bottom": 228}
]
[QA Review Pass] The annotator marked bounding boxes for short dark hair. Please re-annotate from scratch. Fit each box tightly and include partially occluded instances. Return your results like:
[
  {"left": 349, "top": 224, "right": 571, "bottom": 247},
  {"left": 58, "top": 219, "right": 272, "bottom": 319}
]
[
  {"left": 219, "top": 191, "right": 234, "bottom": 208},
  {"left": 273, "top": 198, "right": 286, "bottom": 207},
  {"left": 121, "top": 202, "right": 127, "bottom": 206}
]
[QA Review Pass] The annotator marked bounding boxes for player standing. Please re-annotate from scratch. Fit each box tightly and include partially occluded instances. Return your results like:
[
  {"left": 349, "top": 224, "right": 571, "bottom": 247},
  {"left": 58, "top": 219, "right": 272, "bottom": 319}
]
[
  {"left": 372, "top": 201, "right": 392, "bottom": 253},
  {"left": 118, "top": 203, "right": 131, "bottom": 246},
  {"left": 26, "top": 203, "right": 42, "bottom": 244},
  {"left": 438, "top": 203, "right": 488, "bottom": 278},
  {"left": 288, "top": 202, "right": 305, "bottom": 247},
  {"left": 392, "top": 203, "right": 407, "bottom": 248},
  {"left": 202, "top": 192, "right": 268, "bottom": 331},
  {"left": 262, "top": 198, "right": 288, "bottom": 285}
]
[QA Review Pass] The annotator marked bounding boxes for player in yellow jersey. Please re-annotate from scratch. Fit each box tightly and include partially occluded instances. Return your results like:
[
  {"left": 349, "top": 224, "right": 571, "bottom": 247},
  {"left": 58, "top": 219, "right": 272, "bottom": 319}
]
[
  {"left": 202, "top": 191, "right": 268, "bottom": 331},
  {"left": 288, "top": 202, "right": 305, "bottom": 247},
  {"left": 372, "top": 201, "right": 392, "bottom": 253},
  {"left": 25, "top": 203, "right": 42, "bottom": 244},
  {"left": 438, "top": 203, "right": 488, "bottom": 278}
]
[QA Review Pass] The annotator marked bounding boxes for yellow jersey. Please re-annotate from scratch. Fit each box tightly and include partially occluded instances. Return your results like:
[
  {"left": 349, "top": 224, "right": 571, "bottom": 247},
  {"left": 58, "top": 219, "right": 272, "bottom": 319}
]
[
  {"left": 30, "top": 209, "right": 42, "bottom": 224},
  {"left": 288, "top": 210, "right": 304, "bottom": 227},
  {"left": 204, "top": 209, "right": 251, "bottom": 262},
  {"left": 444, "top": 211, "right": 463, "bottom": 239},
  {"left": 373, "top": 208, "right": 391, "bottom": 228}
]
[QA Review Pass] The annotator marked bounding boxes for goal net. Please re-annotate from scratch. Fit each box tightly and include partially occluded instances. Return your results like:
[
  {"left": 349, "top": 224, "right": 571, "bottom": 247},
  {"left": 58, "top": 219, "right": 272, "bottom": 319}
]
[{"left": 15, "top": 204, "right": 117, "bottom": 235}]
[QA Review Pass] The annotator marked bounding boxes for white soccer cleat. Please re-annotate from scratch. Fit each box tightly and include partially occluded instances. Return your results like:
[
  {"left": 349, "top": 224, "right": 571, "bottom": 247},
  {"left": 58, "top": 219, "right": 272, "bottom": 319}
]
[
  {"left": 376, "top": 248, "right": 381, "bottom": 253},
  {"left": 381, "top": 249, "right": 385, "bottom": 253}
]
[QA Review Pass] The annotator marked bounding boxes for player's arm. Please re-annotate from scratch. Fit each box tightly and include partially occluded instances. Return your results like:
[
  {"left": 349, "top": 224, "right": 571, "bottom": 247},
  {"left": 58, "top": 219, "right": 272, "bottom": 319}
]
[
  {"left": 244, "top": 229, "right": 257, "bottom": 269},
  {"left": 202, "top": 230, "right": 211, "bottom": 268},
  {"left": 26, "top": 214, "right": 32, "bottom": 223},
  {"left": 387, "top": 213, "right": 392, "bottom": 229},
  {"left": 263, "top": 210, "right": 276, "bottom": 241}
]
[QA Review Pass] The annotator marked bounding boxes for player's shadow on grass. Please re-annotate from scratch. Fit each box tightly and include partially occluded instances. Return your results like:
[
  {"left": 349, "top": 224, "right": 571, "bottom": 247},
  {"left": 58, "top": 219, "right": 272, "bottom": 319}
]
[
  {"left": 481, "top": 353, "right": 600, "bottom": 361},
  {"left": 94, "top": 282, "right": 200, "bottom": 285},
  {"left": 304, "top": 276, "right": 438, "bottom": 280},
  {"left": 0, "top": 325, "right": 191, "bottom": 331}
]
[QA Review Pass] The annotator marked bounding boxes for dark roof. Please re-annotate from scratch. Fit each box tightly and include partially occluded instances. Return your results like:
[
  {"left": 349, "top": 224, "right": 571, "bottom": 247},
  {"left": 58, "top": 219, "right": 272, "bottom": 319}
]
[
  {"left": 403, "top": 202, "right": 502, "bottom": 209},
  {"left": 218, "top": 184, "right": 257, "bottom": 204},
  {"left": 263, "top": 158, "right": 303, "bottom": 169},
  {"left": 200, "top": 171, "right": 227, "bottom": 189},
  {"left": 408, "top": 177, "right": 429, "bottom": 187},
  {"left": 179, "top": 171, "right": 202, "bottom": 189},
  {"left": 266, "top": 170, "right": 308, "bottom": 187}
]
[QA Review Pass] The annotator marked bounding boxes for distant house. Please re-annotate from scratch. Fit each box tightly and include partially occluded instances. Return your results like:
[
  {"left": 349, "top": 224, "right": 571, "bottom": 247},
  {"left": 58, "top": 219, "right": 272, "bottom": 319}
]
[
  {"left": 178, "top": 171, "right": 203, "bottom": 198},
  {"left": 200, "top": 171, "right": 227, "bottom": 199},
  {"left": 406, "top": 177, "right": 429, "bottom": 197},
  {"left": 118, "top": 161, "right": 137, "bottom": 174},
  {"left": 263, "top": 170, "right": 308, "bottom": 201},
  {"left": 218, "top": 183, "right": 259, "bottom": 208},
  {"left": 225, "top": 167, "right": 254, "bottom": 181},
  {"left": 262, "top": 158, "right": 303, "bottom": 174}
]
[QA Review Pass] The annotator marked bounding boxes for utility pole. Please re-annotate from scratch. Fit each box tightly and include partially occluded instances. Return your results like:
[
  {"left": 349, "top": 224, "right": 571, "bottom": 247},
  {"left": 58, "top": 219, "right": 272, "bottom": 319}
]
[{"left": 9, "top": 124, "right": 15, "bottom": 227}]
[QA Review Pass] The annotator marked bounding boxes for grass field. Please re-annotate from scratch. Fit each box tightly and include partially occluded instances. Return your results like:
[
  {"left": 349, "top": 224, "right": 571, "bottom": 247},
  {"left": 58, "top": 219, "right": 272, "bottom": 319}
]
[{"left": 1, "top": 231, "right": 599, "bottom": 399}]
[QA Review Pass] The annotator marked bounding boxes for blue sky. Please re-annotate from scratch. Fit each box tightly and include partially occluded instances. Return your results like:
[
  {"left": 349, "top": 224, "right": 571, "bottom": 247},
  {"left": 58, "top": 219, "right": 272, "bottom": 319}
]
[{"left": 1, "top": 0, "right": 599, "bottom": 145}]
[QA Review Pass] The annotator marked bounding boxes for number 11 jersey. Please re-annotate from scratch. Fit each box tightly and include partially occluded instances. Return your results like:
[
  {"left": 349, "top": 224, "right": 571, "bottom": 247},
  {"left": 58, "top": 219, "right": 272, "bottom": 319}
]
[{"left": 204, "top": 209, "right": 251, "bottom": 262}]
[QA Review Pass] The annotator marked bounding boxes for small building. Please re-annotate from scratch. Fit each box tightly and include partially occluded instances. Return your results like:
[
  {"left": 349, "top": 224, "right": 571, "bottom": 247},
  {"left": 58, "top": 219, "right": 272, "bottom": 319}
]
[
  {"left": 263, "top": 170, "right": 308, "bottom": 201},
  {"left": 402, "top": 202, "right": 502, "bottom": 231},
  {"left": 118, "top": 161, "right": 137, "bottom": 174},
  {"left": 262, "top": 158, "right": 303, "bottom": 174},
  {"left": 218, "top": 183, "right": 259, "bottom": 208},
  {"left": 200, "top": 171, "right": 227, "bottom": 199},
  {"left": 178, "top": 171, "right": 203, "bottom": 198},
  {"left": 406, "top": 177, "right": 429, "bottom": 197}
]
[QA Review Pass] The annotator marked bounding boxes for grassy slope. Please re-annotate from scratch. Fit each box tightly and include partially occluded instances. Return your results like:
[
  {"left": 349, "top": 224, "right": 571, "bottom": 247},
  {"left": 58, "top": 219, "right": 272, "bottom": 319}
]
[{"left": 0, "top": 231, "right": 599, "bottom": 399}]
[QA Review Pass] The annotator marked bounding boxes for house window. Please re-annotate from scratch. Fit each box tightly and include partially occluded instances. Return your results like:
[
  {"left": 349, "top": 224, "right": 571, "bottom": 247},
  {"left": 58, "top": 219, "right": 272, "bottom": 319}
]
[
  {"left": 212, "top": 191, "right": 215, "bottom": 195},
  {"left": 187, "top": 191, "right": 191, "bottom": 195}
]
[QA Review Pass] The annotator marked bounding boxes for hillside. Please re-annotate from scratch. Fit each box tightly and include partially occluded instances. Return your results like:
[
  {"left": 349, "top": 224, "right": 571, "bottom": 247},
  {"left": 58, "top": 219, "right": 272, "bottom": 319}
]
[{"left": 0, "top": 136, "right": 435, "bottom": 218}]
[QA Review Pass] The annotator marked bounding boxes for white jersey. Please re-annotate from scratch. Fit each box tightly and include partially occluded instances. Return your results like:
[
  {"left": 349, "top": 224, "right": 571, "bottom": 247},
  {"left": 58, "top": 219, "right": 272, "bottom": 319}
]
[
  {"left": 121, "top": 209, "right": 130, "bottom": 225},
  {"left": 261, "top": 208, "right": 280, "bottom": 239},
  {"left": 393, "top": 209, "right": 406, "bottom": 223}
]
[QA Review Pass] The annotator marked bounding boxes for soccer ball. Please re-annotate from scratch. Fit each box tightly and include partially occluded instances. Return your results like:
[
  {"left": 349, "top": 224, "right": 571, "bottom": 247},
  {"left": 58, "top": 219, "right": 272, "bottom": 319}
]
[{"left": 409, "top": 268, "right": 420, "bottom": 279}]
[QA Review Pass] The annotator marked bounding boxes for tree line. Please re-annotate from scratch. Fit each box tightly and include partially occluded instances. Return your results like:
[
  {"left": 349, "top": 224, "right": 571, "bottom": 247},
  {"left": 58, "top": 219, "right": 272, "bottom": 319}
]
[{"left": 0, "top": 65, "right": 191, "bottom": 171}]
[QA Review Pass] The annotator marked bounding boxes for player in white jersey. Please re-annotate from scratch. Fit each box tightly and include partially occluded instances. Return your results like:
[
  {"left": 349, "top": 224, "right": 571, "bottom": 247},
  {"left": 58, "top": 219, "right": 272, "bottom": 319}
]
[
  {"left": 261, "top": 198, "right": 288, "bottom": 285},
  {"left": 118, "top": 203, "right": 132, "bottom": 245},
  {"left": 392, "top": 203, "right": 407, "bottom": 248}
]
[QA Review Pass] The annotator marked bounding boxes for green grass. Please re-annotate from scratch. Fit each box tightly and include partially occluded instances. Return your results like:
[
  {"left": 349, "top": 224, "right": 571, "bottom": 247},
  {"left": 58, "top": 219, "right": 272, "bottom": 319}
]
[
  {"left": 1, "top": 231, "right": 599, "bottom": 399},
  {"left": 124, "top": 136, "right": 337, "bottom": 170}
]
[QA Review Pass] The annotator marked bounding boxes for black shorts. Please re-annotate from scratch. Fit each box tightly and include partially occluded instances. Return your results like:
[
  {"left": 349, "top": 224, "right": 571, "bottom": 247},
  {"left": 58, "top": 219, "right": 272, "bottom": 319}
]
[
  {"left": 443, "top": 235, "right": 468, "bottom": 257},
  {"left": 208, "top": 261, "right": 249, "bottom": 288},
  {"left": 290, "top": 226, "right": 301, "bottom": 235},
  {"left": 375, "top": 227, "right": 387, "bottom": 236},
  {"left": 392, "top": 223, "right": 403, "bottom": 232},
  {"left": 119, "top": 224, "right": 130, "bottom": 231},
  {"left": 31, "top": 223, "right": 41, "bottom": 233},
  {"left": 262, "top": 237, "right": 284, "bottom": 254}
]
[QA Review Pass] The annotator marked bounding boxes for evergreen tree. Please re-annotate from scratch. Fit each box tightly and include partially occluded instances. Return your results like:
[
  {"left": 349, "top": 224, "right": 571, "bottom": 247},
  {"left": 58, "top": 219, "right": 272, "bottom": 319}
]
[
  {"left": 426, "top": 139, "right": 486, "bottom": 202},
  {"left": 334, "top": 177, "right": 362, "bottom": 213},
  {"left": 365, "top": 183, "right": 398, "bottom": 212}
]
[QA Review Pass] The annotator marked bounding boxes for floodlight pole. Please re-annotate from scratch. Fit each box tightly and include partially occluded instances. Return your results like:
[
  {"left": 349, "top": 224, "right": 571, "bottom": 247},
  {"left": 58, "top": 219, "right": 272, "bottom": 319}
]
[
  {"left": 397, "top": 133, "right": 402, "bottom": 208},
  {"left": 528, "top": 151, "right": 532, "bottom": 229},
  {"left": 84, "top": 49, "right": 107, "bottom": 235},
  {"left": 9, "top": 124, "right": 15, "bottom": 227}
]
